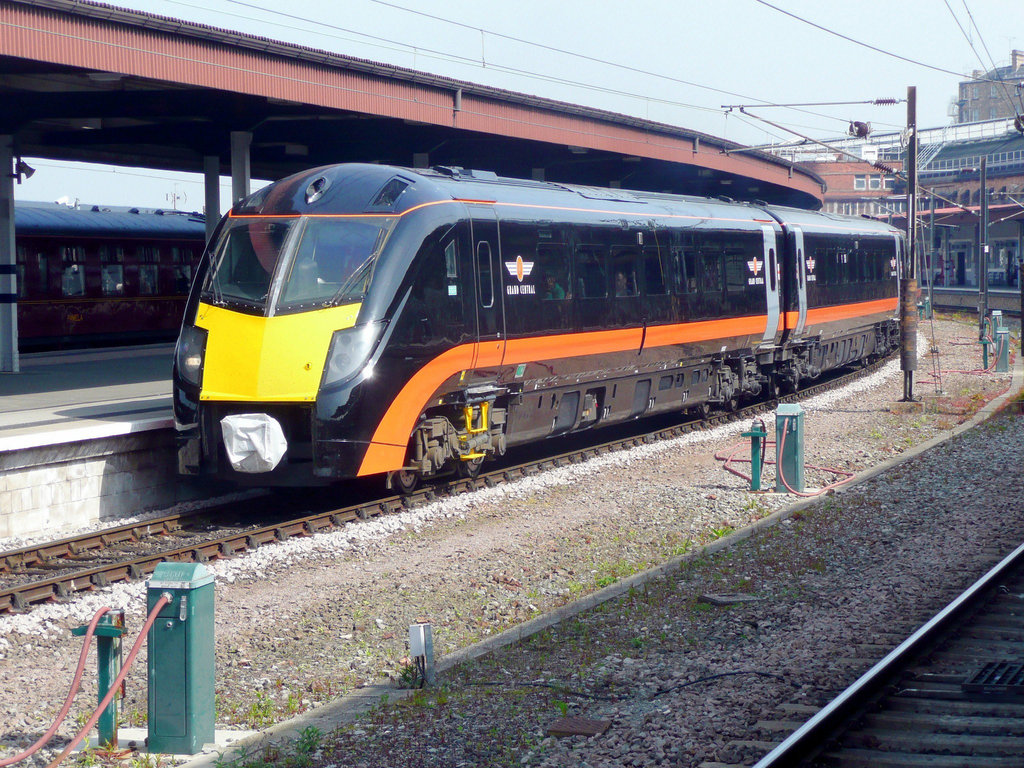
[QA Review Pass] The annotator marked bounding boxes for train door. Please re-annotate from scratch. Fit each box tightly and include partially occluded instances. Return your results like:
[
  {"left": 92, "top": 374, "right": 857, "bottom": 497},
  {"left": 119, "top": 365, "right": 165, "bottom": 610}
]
[
  {"left": 759, "top": 225, "right": 781, "bottom": 348},
  {"left": 786, "top": 226, "right": 808, "bottom": 340},
  {"left": 468, "top": 207, "right": 506, "bottom": 372}
]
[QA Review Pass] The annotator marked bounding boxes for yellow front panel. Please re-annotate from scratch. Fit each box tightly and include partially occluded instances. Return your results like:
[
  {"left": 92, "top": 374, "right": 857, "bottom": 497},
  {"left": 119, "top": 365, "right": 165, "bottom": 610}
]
[{"left": 195, "top": 302, "right": 361, "bottom": 402}]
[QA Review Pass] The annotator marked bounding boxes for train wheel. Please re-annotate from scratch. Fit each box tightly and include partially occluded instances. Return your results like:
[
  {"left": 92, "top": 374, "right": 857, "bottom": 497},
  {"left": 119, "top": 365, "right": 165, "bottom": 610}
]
[
  {"left": 456, "top": 456, "right": 485, "bottom": 479},
  {"left": 764, "top": 374, "right": 781, "bottom": 401},
  {"left": 390, "top": 469, "right": 420, "bottom": 495},
  {"left": 689, "top": 402, "right": 711, "bottom": 420}
]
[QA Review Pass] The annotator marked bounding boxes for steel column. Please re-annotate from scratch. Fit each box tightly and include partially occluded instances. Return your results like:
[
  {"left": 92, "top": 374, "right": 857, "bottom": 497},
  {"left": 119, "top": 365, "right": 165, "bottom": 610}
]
[
  {"left": 230, "top": 131, "right": 251, "bottom": 204},
  {"left": 0, "top": 136, "right": 17, "bottom": 373},
  {"left": 203, "top": 155, "right": 220, "bottom": 244}
]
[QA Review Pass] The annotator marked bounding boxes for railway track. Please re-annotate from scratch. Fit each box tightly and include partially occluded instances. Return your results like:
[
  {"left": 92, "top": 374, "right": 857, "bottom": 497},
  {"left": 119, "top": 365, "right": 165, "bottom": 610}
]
[
  {"left": 746, "top": 541, "right": 1024, "bottom": 768},
  {"left": 0, "top": 358, "right": 890, "bottom": 616}
]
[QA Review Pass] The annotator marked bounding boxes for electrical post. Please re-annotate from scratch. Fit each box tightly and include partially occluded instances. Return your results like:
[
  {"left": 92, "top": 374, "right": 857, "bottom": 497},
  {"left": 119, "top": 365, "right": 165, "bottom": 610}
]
[
  {"left": 979, "top": 157, "right": 989, "bottom": 339},
  {"left": 900, "top": 86, "right": 918, "bottom": 402}
]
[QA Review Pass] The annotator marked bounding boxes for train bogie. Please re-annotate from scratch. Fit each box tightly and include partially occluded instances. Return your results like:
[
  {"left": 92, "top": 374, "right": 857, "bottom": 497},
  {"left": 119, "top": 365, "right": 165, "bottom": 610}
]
[{"left": 173, "top": 164, "right": 900, "bottom": 487}]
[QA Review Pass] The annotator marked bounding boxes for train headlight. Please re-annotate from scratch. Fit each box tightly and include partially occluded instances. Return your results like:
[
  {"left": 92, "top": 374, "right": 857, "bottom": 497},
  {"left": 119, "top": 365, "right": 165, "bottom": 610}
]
[
  {"left": 175, "top": 325, "right": 208, "bottom": 389},
  {"left": 321, "top": 321, "right": 385, "bottom": 391}
]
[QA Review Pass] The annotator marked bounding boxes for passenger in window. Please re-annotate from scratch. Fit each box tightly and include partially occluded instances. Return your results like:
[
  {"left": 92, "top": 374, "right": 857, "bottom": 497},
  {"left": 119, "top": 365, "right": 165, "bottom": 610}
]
[
  {"left": 543, "top": 274, "right": 565, "bottom": 300},
  {"left": 614, "top": 270, "right": 635, "bottom": 297}
]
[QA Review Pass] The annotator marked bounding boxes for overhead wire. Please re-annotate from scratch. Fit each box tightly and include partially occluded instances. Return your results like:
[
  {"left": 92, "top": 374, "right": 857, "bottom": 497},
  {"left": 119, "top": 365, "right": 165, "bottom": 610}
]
[
  {"left": 752, "top": 0, "right": 1015, "bottom": 88},
  {"left": 181, "top": 0, "right": 720, "bottom": 117},
  {"left": 362, "top": 0, "right": 865, "bottom": 126},
  {"left": 208, "top": 0, "right": 880, "bottom": 130}
]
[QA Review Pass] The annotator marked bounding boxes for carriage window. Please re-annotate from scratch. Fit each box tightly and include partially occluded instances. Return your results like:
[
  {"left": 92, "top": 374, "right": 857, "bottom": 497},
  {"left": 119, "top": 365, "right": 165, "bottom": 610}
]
[
  {"left": 16, "top": 264, "right": 25, "bottom": 298},
  {"left": 643, "top": 247, "right": 668, "bottom": 295},
  {"left": 574, "top": 246, "right": 607, "bottom": 298},
  {"left": 137, "top": 245, "right": 159, "bottom": 295},
  {"left": 671, "top": 246, "right": 697, "bottom": 294},
  {"left": 60, "top": 246, "right": 85, "bottom": 297},
  {"left": 725, "top": 250, "right": 747, "bottom": 293},
  {"left": 476, "top": 241, "right": 494, "bottom": 308},
  {"left": 444, "top": 241, "right": 457, "bottom": 279},
  {"left": 139, "top": 265, "right": 159, "bottom": 295},
  {"left": 611, "top": 249, "right": 639, "bottom": 297},
  {"left": 537, "top": 244, "right": 569, "bottom": 301},
  {"left": 99, "top": 245, "right": 125, "bottom": 296},
  {"left": 700, "top": 250, "right": 723, "bottom": 294},
  {"left": 173, "top": 266, "right": 192, "bottom": 294}
]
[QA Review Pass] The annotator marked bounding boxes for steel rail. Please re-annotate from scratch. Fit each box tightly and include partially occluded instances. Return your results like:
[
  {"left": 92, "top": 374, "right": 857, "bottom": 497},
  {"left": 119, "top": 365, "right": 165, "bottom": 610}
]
[
  {"left": 751, "top": 539, "right": 1024, "bottom": 768},
  {"left": 0, "top": 358, "right": 888, "bottom": 615}
]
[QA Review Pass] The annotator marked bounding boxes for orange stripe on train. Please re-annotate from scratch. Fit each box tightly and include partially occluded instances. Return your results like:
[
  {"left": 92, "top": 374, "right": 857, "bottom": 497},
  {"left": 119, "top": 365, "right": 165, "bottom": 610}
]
[{"left": 356, "top": 296, "right": 895, "bottom": 476}]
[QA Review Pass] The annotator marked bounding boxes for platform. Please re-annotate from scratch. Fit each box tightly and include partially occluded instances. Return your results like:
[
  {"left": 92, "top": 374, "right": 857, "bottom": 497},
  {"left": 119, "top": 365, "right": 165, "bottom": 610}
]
[
  {"left": 0, "top": 344, "right": 206, "bottom": 541},
  {"left": 0, "top": 344, "right": 173, "bottom": 451}
]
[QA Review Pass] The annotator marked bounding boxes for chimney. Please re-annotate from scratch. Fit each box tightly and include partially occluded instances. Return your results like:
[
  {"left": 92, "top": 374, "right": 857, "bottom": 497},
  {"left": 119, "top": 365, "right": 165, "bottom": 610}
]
[{"left": 1012, "top": 49, "right": 1024, "bottom": 71}]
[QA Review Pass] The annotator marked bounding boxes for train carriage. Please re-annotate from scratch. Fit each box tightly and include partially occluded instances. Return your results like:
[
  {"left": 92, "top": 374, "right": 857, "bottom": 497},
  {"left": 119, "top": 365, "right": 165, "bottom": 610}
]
[
  {"left": 172, "top": 164, "right": 900, "bottom": 488},
  {"left": 15, "top": 203, "right": 206, "bottom": 349}
]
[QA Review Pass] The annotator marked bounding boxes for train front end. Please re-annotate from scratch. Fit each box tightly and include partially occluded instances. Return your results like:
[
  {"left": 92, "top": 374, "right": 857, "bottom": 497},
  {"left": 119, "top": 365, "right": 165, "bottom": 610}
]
[{"left": 172, "top": 165, "right": 419, "bottom": 485}]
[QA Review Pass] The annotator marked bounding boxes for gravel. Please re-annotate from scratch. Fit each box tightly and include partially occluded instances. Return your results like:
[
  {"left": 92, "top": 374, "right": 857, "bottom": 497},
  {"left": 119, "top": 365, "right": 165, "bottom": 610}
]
[{"left": 0, "top": 315, "right": 1020, "bottom": 768}]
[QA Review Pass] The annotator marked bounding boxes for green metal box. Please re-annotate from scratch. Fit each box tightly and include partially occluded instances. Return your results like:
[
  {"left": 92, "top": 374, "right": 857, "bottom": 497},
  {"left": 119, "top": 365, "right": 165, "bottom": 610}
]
[
  {"left": 775, "top": 403, "right": 805, "bottom": 493},
  {"left": 146, "top": 562, "right": 215, "bottom": 755}
]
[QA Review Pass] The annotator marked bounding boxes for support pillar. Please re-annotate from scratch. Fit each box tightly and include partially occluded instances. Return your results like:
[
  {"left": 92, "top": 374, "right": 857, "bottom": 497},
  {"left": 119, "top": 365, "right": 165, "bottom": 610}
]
[
  {"left": 0, "top": 136, "right": 17, "bottom": 373},
  {"left": 230, "top": 131, "right": 251, "bottom": 205},
  {"left": 203, "top": 155, "right": 220, "bottom": 244}
]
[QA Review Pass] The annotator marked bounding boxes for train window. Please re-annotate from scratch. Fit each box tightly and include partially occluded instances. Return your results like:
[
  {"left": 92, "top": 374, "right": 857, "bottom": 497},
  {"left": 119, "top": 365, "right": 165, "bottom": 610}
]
[
  {"left": 768, "top": 248, "right": 777, "bottom": 291},
  {"left": 139, "top": 264, "right": 159, "bottom": 296},
  {"left": 725, "top": 251, "right": 747, "bottom": 294},
  {"left": 60, "top": 246, "right": 85, "bottom": 297},
  {"left": 643, "top": 247, "right": 668, "bottom": 296},
  {"left": 671, "top": 246, "right": 697, "bottom": 294},
  {"left": 611, "top": 249, "right": 638, "bottom": 297},
  {"left": 278, "top": 217, "right": 395, "bottom": 313},
  {"left": 476, "top": 241, "right": 494, "bottom": 308},
  {"left": 203, "top": 217, "right": 297, "bottom": 309},
  {"left": 173, "top": 266, "right": 192, "bottom": 294},
  {"left": 700, "top": 250, "right": 723, "bottom": 294},
  {"left": 99, "top": 246, "right": 125, "bottom": 297},
  {"left": 444, "top": 241, "right": 457, "bottom": 279},
  {"left": 536, "top": 244, "right": 569, "bottom": 301},
  {"left": 574, "top": 246, "right": 607, "bottom": 298}
]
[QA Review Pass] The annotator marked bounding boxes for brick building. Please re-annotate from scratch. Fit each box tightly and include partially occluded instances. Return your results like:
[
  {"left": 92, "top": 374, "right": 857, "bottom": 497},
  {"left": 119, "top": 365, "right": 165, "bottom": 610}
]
[{"left": 955, "top": 50, "right": 1024, "bottom": 124}]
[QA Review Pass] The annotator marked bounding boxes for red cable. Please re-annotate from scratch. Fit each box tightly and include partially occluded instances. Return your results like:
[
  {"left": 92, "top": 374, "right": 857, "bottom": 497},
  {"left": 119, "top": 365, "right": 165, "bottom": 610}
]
[
  {"left": 0, "top": 608, "right": 113, "bottom": 767},
  {"left": 45, "top": 595, "right": 171, "bottom": 768},
  {"left": 775, "top": 417, "right": 855, "bottom": 498}
]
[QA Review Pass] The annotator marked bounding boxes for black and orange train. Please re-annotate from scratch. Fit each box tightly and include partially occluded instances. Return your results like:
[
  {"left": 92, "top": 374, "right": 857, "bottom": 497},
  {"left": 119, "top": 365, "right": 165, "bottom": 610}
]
[{"left": 172, "top": 164, "right": 902, "bottom": 489}]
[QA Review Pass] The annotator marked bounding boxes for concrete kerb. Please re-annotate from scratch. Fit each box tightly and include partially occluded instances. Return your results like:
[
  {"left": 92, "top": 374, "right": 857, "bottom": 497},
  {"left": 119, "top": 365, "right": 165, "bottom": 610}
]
[{"left": 178, "top": 357, "right": 1024, "bottom": 768}]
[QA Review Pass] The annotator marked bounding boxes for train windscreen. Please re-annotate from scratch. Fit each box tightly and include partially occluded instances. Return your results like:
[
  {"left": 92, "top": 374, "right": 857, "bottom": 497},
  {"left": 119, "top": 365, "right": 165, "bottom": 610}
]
[
  {"left": 276, "top": 216, "right": 395, "bottom": 314},
  {"left": 202, "top": 217, "right": 297, "bottom": 311},
  {"left": 201, "top": 216, "right": 395, "bottom": 314}
]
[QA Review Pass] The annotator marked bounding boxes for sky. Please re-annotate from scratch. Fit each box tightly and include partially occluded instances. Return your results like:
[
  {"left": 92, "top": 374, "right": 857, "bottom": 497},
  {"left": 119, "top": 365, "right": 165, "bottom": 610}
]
[{"left": 13, "top": 0, "right": 1024, "bottom": 213}]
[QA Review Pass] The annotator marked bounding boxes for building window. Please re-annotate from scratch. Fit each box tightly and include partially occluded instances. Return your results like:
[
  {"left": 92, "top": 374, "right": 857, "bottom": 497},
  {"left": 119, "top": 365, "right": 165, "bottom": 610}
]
[
  {"left": 883, "top": 177, "right": 895, "bottom": 190},
  {"left": 972, "top": 85, "right": 979, "bottom": 99},
  {"left": 853, "top": 175, "right": 867, "bottom": 190},
  {"left": 869, "top": 176, "right": 882, "bottom": 190}
]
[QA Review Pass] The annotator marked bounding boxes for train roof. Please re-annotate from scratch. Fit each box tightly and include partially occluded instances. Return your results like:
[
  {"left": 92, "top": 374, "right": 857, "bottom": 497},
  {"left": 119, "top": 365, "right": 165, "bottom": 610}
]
[
  {"left": 238, "top": 163, "right": 901, "bottom": 237},
  {"left": 16, "top": 203, "right": 206, "bottom": 239}
]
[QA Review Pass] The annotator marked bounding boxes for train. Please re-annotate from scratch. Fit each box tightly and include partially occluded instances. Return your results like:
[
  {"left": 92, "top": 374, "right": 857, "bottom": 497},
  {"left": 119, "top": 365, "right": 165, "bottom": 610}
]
[
  {"left": 14, "top": 203, "right": 206, "bottom": 349},
  {"left": 172, "top": 163, "right": 902, "bottom": 489}
]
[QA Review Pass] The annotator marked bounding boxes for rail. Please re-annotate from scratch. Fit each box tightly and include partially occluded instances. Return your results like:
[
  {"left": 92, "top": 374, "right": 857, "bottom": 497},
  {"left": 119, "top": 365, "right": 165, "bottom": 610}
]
[{"left": 0, "top": 358, "right": 891, "bottom": 615}]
